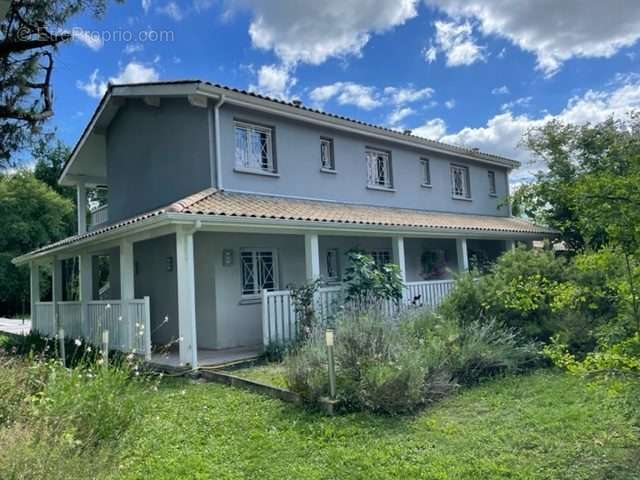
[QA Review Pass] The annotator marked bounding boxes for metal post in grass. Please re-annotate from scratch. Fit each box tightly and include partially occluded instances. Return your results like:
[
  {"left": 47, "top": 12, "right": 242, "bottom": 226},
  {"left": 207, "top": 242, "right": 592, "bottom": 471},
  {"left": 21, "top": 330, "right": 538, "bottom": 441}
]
[
  {"left": 325, "top": 328, "right": 336, "bottom": 399},
  {"left": 58, "top": 328, "right": 66, "bottom": 368},
  {"left": 102, "top": 330, "right": 109, "bottom": 369}
]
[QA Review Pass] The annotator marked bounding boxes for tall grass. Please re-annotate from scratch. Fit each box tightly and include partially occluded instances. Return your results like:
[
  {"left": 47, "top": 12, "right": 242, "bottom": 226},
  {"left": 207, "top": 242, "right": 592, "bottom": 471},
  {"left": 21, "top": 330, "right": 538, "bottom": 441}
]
[{"left": 0, "top": 335, "right": 154, "bottom": 479}]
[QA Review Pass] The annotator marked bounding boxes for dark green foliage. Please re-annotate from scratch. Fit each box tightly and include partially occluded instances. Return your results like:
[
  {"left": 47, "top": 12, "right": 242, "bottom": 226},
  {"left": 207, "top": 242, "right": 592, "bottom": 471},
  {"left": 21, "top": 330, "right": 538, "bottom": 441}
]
[
  {"left": 0, "top": 171, "right": 74, "bottom": 315},
  {"left": 441, "top": 248, "right": 568, "bottom": 341},
  {"left": 288, "top": 279, "right": 322, "bottom": 339}
]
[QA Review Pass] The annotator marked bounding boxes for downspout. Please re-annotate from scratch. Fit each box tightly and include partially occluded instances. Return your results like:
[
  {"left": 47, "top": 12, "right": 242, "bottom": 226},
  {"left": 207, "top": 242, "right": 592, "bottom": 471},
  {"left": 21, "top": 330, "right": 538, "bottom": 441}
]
[{"left": 214, "top": 95, "right": 226, "bottom": 190}]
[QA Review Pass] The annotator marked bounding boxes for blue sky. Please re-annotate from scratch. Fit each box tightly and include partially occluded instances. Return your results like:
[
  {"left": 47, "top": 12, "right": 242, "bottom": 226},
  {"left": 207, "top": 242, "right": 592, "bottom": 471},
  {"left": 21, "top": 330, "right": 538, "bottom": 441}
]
[{"left": 51, "top": 0, "right": 640, "bottom": 182}]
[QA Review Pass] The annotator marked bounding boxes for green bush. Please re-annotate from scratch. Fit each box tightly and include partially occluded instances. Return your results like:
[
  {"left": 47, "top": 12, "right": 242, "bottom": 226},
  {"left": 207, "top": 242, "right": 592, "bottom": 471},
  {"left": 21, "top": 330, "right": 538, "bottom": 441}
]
[
  {"left": 285, "top": 306, "right": 536, "bottom": 414},
  {"left": 285, "top": 331, "right": 330, "bottom": 402},
  {"left": 442, "top": 248, "right": 569, "bottom": 341}
]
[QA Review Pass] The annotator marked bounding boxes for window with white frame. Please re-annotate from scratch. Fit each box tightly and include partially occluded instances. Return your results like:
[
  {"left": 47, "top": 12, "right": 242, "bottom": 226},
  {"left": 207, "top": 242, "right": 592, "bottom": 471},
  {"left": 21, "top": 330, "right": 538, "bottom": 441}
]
[
  {"left": 234, "top": 121, "right": 275, "bottom": 173},
  {"left": 488, "top": 170, "right": 497, "bottom": 196},
  {"left": 421, "top": 157, "right": 431, "bottom": 186},
  {"left": 370, "top": 250, "right": 392, "bottom": 269},
  {"left": 366, "top": 148, "right": 393, "bottom": 189},
  {"left": 326, "top": 248, "right": 339, "bottom": 281},
  {"left": 240, "top": 249, "right": 278, "bottom": 296},
  {"left": 450, "top": 164, "right": 471, "bottom": 199},
  {"left": 320, "top": 137, "right": 335, "bottom": 171}
]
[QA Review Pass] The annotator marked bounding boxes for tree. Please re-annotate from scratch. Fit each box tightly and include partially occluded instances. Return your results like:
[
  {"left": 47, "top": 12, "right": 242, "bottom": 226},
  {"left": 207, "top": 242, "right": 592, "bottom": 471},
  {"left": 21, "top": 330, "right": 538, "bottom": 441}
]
[
  {"left": 0, "top": 171, "right": 74, "bottom": 315},
  {"left": 0, "top": 0, "right": 119, "bottom": 166},
  {"left": 514, "top": 112, "right": 640, "bottom": 330},
  {"left": 33, "top": 137, "right": 74, "bottom": 200},
  {"left": 513, "top": 114, "right": 640, "bottom": 250}
]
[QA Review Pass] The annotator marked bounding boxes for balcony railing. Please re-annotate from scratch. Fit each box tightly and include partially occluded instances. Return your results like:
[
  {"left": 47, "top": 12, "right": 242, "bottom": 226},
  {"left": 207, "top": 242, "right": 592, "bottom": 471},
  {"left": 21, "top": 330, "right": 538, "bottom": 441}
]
[{"left": 89, "top": 204, "right": 108, "bottom": 230}]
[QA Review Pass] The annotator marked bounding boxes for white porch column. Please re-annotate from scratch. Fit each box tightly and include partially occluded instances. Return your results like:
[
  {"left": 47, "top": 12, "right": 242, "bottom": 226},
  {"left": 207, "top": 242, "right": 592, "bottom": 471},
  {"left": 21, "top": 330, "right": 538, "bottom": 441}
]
[
  {"left": 391, "top": 236, "right": 407, "bottom": 283},
  {"left": 52, "top": 257, "right": 62, "bottom": 332},
  {"left": 304, "top": 233, "right": 321, "bottom": 282},
  {"left": 29, "top": 262, "right": 40, "bottom": 332},
  {"left": 77, "top": 184, "right": 87, "bottom": 234},
  {"left": 119, "top": 239, "right": 135, "bottom": 301},
  {"left": 505, "top": 239, "right": 516, "bottom": 253},
  {"left": 79, "top": 253, "right": 93, "bottom": 338},
  {"left": 456, "top": 238, "right": 469, "bottom": 272},
  {"left": 120, "top": 239, "right": 135, "bottom": 351},
  {"left": 176, "top": 227, "right": 198, "bottom": 368}
]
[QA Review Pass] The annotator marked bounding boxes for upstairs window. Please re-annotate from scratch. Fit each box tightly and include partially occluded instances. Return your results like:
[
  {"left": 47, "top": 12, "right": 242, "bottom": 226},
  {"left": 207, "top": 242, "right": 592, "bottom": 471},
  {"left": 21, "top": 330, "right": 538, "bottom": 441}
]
[
  {"left": 240, "top": 249, "right": 278, "bottom": 296},
  {"left": 488, "top": 170, "right": 497, "bottom": 196},
  {"left": 450, "top": 164, "right": 471, "bottom": 199},
  {"left": 366, "top": 148, "right": 393, "bottom": 189},
  {"left": 234, "top": 121, "right": 275, "bottom": 173},
  {"left": 320, "top": 137, "right": 335, "bottom": 171},
  {"left": 421, "top": 157, "right": 431, "bottom": 187}
]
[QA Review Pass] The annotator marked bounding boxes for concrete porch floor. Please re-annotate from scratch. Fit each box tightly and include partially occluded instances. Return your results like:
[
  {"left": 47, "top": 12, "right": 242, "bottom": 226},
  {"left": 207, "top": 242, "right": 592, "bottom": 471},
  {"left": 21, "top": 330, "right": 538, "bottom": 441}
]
[{"left": 149, "top": 345, "right": 263, "bottom": 368}]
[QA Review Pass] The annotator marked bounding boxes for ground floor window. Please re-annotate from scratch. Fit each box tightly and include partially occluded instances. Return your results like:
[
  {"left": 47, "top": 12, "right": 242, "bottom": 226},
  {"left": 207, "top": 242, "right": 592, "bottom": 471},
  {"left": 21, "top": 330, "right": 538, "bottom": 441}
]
[
  {"left": 370, "top": 250, "right": 392, "bottom": 269},
  {"left": 326, "top": 248, "right": 340, "bottom": 281},
  {"left": 240, "top": 249, "right": 278, "bottom": 296}
]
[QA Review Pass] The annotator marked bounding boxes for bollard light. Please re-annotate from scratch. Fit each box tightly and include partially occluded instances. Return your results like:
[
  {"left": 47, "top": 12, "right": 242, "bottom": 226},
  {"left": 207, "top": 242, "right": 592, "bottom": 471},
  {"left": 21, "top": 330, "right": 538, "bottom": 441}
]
[
  {"left": 325, "top": 328, "right": 335, "bottom": 347},
  {"left": 325, "top": 328, "right": 336, "bottom": 399}
]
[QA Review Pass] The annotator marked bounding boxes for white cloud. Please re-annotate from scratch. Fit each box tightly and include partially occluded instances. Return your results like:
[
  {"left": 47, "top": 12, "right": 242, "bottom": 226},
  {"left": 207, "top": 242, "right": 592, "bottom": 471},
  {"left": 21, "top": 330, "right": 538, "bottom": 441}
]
[
  {"left": 439, "top": 76, "right": 640, "bottom": 182},
  {"left": 500, "top": 96, "right": 532, "bottom": 112},
  {"left": 249, "top": 64, "right": 297, "bottom": 100},
  {"left": 234, "top": 0, "right": 419, "bottom": 65},
  {"left": 384, "top": 86, "right": 434, "bottom": 105},
  {"left": 388, "top": 107, "right": 416, "bottom": 125},
  {"left": 157, "top": 1, "right": 184, "bottom": 21},
  {"left": 76, "top": 62, "right": 160, "bottom": 99},
  {"left": 124, "top": 43, "right": 144, "bottom": 54},
  {"left": 142, "top": 0, "right": 151, "bottom": 13},
  {"left": 425, "top": 19, "right": 486, "bottom": 66},
  {"left": 491, "top": 85, "right": 509, "bottom": 95},
  {"left": 413, "top": 118, "right": 447, "bottom": 139},
  {"left": 309, "top": 82, "right": 434, "bottom": 111},
  {"left": 444, "top": 99, "right": 456, "bottom": 109},
  {"left": 309, "top": 82, "right": 382, "bottom": 110},
  {"left": 71, "top": 28, "right": 103, "bottom": 51},
  {"left": 424, "top": 0, "right": 640, "bottom": 76}
]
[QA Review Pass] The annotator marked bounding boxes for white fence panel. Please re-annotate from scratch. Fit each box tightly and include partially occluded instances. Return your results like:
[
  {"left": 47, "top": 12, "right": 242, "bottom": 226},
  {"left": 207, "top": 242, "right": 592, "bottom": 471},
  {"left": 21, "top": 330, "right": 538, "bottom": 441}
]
[
  {"left": 405, "top": 280, "right": 456, "bottom": 308},
  {"left": 261, "top": 280, "right": 456, "bottom": 346},
  {"left": 58, "top": 302, "right": 82, "bottom": 339},
  {"left": 34, "top": 302, "right": 54, "bottom": 337}
]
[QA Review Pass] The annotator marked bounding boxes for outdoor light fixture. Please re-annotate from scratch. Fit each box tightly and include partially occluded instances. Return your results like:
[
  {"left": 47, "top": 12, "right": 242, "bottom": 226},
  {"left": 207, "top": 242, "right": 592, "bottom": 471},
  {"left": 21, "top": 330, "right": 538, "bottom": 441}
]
[
  {"left": 325, "top": 328, "right": 334, "bottom": 347},
  {"left": 325, "top": 328, "right": 336, "bottom": 399}
]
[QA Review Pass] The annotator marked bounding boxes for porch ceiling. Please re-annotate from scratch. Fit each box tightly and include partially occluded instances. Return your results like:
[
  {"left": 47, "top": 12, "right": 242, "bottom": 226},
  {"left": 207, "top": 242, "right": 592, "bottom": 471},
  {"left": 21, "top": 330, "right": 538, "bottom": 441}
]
[{"left": 13, "top": 188, "right": 556, "bottom": 265}]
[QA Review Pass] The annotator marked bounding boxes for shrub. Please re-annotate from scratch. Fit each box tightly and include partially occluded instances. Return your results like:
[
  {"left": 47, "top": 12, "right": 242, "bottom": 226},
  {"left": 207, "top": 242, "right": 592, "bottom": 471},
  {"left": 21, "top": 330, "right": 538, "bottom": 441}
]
[
  {"left": 406, "top": 309, "right": 539, "bottom": 386},
  {"left": 285, "top": 306, "right": 536, "bottom": 414},
  {"left": 285, "top": 330, "right": 329, "bottom": 402},
  {"left": 343, "top": 251, "right": 404, "bottom": 309},
  {"left": 441, "top": 248, "right": 569, "bottom": 341},
  {"left": 358, "top": 351, "right": 425, "bottom": 414}
]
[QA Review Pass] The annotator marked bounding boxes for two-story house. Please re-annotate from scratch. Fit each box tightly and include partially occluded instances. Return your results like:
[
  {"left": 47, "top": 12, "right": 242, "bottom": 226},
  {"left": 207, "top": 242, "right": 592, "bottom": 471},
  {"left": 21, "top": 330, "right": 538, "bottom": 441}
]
[{"left": 14, "top": 80, "right": 554, "bottom": 368}]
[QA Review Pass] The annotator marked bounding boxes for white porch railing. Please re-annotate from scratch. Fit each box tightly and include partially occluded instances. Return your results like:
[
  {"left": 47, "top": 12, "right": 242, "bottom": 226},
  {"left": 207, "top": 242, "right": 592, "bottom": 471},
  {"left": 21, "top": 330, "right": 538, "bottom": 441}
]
[
  {"left": 262, "top": 279, "right": 456, "bottom": 346},
  {"left": 88, "top": 204, "right": 108, "bottom": 229},
  {"left": 31, "top": 297, "right": 151, "bottom": 358}
]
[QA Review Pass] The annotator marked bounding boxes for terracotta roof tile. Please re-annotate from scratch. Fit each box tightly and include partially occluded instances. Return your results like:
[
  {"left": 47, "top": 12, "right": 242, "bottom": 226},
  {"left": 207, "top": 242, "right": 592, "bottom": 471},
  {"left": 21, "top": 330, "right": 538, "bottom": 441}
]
[
  {"left": 175, "top": 189, "right": 555, "bottom": 235},
  {"left": 17, "top": 189, "right": 555, "bottom": 262}
]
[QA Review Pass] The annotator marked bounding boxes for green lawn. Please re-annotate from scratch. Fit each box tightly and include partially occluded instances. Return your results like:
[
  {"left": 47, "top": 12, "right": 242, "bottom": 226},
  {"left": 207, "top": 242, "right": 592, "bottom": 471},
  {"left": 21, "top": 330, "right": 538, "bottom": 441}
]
[
  {"left": 229, "top": 362, "right": 288, "bottom": 388},
  {"left": 112, "top": 370, "right": 639, "bottom": 480}
]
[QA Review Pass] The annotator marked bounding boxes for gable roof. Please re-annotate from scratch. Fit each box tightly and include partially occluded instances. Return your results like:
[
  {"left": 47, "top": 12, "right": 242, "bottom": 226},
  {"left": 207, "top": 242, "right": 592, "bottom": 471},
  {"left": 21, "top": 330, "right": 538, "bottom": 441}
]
[
  {"left": 60, "top": 80, "right": 520, "bottom": 185},
  {"left": 14, "top": 189, "right": 556, "bottom": 265}
]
